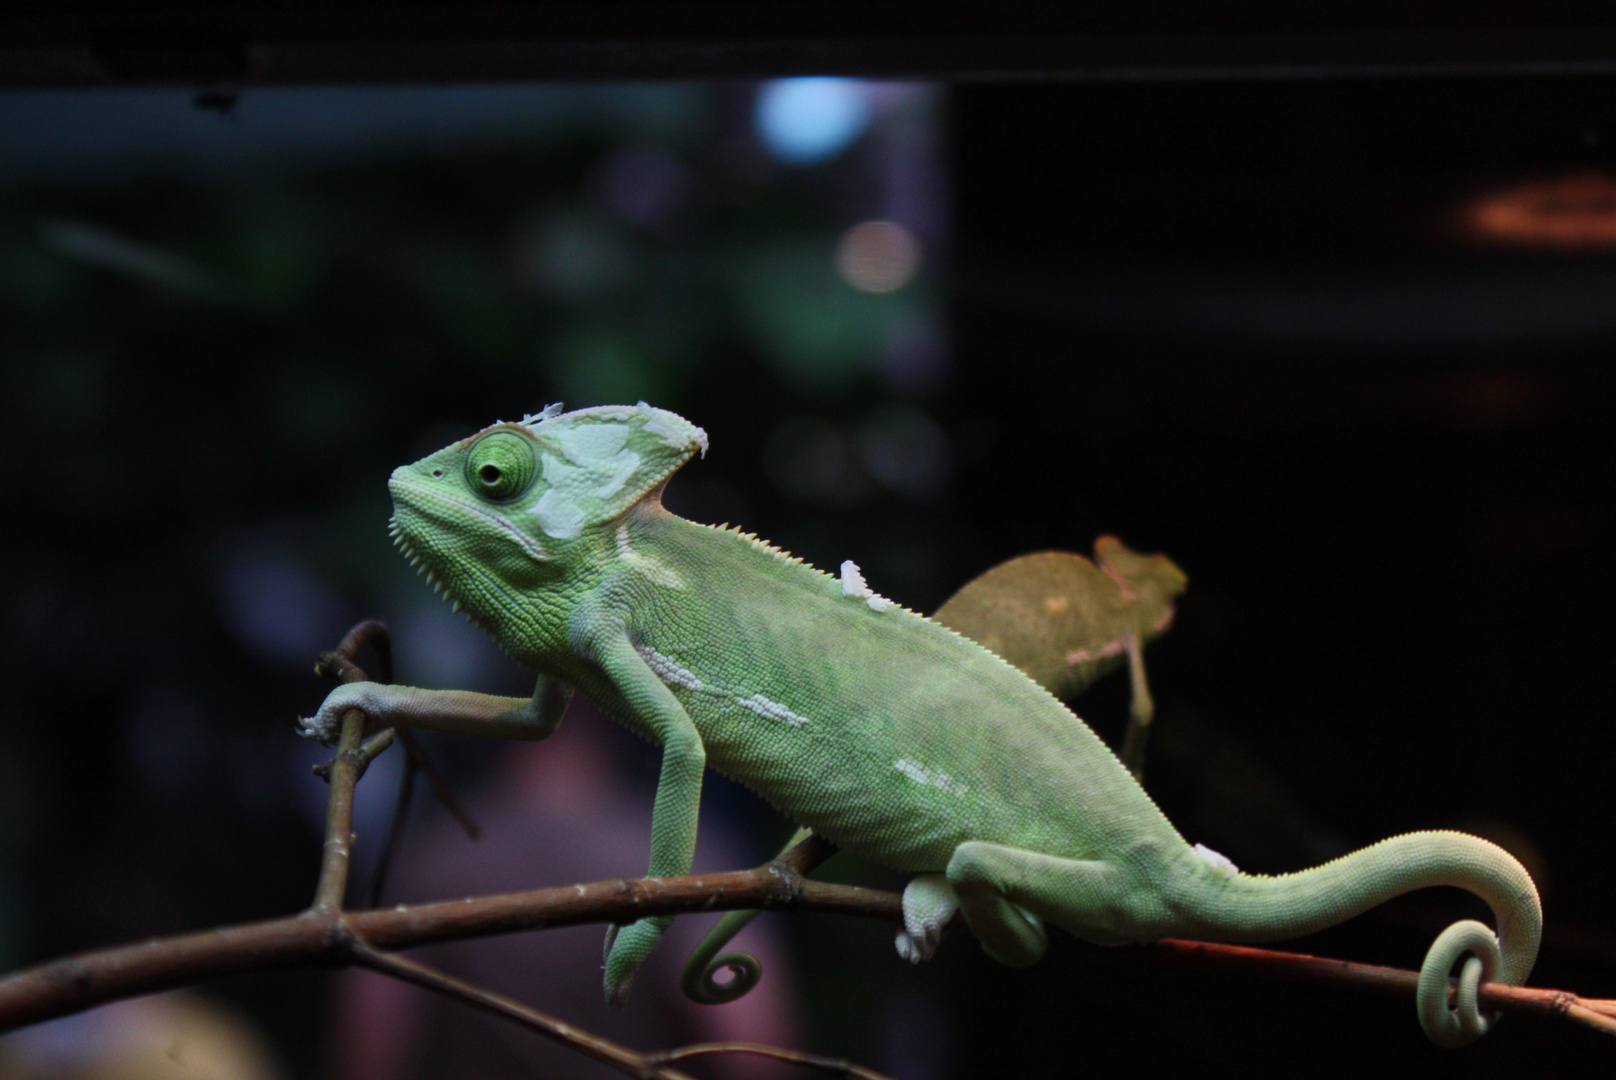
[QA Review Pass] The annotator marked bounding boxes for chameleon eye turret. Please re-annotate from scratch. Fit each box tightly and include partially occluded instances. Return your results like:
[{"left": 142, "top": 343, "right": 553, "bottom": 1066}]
[
  {"left": 306, "top": 403, "right": 1541, "bottom": 1045},
  {"left": 465, "top": 430, "right": 537, "bottom": 502}
]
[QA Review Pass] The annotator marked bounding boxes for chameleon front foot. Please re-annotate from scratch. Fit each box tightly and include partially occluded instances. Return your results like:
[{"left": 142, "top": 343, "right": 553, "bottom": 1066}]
[
  {"left": 300, "top": 681, "right": 382, "bottom": 742},
  {"left": 602, "top": 916, "right": 673, "bottom": 1007}
]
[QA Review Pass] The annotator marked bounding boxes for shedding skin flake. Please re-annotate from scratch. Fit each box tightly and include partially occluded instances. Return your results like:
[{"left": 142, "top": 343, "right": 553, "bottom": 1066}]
[
  {"left": 839, "top": 559, "right": 893, "bottom": 612},
  {"left": 520, "top": 402, "right": 565, "bottom": 428},
  {"left": 617, "top": 525, "right": 687, "bottom": 589},
  {"left": 1193, "top": 843, "right": 1240, "bottom": 879},
  {"left": 735, "top": 693, "right": 809, "bottom": 728},
  {"left": 532, "top": 488, "right": 586, "bottom": 540},
  {"left": 638, "top": 401, "right": 709, "bottom": 456},
  {"left": 893, "top": 758, "right": 968, "bottom": 797},
  {"left": 635, "top": 643, "right": 703, "bottom": 691}
]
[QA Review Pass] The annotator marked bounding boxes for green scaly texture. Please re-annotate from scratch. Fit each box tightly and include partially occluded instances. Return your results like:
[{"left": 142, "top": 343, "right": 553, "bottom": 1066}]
[{"left": 304, "top": 403, "right": 1540, "bottom": 1048}]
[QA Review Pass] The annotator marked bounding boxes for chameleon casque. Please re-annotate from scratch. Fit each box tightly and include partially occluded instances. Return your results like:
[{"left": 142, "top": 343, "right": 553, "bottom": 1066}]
[{"left": 303, "top": 403, "right": 1541, "bottom": 1048}]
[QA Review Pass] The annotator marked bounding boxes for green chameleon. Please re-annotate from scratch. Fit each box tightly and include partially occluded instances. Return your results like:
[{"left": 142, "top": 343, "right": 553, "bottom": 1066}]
[
  {"left": 303, "top": 403, "right": 1541, "bottom": 1048},
  {"left": 681, "top": 536, "right": 1186, "bottom": 1004}
]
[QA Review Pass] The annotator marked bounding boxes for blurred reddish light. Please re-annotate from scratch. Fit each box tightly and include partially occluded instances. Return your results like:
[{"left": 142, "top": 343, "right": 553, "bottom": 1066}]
[{"left": 1467, "top": 173, "right": 1616, "bottom": 248}]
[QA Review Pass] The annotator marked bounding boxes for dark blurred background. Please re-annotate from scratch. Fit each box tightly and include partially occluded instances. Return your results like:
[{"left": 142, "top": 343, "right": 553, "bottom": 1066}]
[{"left": 0, "top": 69, "right": 1613, "bottom": 1078}]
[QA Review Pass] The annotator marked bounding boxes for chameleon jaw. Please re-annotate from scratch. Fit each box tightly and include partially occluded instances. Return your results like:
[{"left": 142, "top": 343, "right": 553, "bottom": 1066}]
[{"left": 388, "top": 517, "right": 469, "bottom": 615}]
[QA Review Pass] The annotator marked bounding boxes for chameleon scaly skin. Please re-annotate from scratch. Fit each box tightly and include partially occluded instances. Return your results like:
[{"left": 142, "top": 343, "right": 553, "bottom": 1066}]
[{"left": 303, "top": 403, "right": 1540, "bottom": 1047}]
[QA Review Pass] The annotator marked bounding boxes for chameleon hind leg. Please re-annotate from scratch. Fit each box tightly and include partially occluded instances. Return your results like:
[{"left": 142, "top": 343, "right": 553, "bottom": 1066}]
[
  {"left": 946, "top": 841, "right": 1145, "bottom": 966},
  {"left": 897, "top": 874, "right": 965, "bottom": 963}
]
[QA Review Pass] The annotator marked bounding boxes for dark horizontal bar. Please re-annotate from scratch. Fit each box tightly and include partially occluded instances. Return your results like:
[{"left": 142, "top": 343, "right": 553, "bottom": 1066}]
[{"left": 5, "top": 4, "right": 1616, "bottom": 85}]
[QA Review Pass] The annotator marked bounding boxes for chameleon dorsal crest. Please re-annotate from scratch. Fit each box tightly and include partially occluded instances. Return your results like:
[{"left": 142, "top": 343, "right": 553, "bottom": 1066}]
[{"left": 309, "top": 402, "right": 1540, "bottom": 1048}]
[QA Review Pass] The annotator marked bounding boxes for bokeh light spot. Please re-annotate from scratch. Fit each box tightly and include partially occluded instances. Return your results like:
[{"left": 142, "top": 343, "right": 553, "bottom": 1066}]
[
  {"left": 756, "top": 78, "right": 870, "bottom": 165},
  {"left": 836, "top": 220, "right": 922, "bottom": 294}
]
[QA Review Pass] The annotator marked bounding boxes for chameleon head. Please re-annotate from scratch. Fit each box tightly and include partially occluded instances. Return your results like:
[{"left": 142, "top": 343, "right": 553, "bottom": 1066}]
[{"left": 386, "top": 402, "right": 708, "bottom": 629}]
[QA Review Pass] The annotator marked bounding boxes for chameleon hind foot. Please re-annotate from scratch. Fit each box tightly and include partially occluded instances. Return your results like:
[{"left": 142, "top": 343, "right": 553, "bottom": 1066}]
[{"left": 897, "top": 874, "right": 959, "bottom": 963}]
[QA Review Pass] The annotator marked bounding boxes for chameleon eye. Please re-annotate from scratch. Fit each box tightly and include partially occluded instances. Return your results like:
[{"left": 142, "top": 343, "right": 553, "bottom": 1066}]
[{"left": 465, "top": 431, "right": 536, "bottom": 502}]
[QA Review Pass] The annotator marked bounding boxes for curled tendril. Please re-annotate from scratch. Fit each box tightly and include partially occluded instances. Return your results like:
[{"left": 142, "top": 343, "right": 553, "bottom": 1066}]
[
  {"left": 682, "top": 950, "right": 763, "bottom": 1005},
  {"left": 1417, "top": 919, "right": 1502, "bottom": 1048}
]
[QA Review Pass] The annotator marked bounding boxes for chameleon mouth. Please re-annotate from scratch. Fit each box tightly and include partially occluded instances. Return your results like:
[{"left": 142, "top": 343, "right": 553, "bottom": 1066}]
[
  {"left": 387, "top": 515, "right": 466, "bottom": 614},
  {"left": 388, "top": 474, "right": 551, "bottom": 564},
  {"left": 386, "top": 474, "right": 551, "bottom": 627}
]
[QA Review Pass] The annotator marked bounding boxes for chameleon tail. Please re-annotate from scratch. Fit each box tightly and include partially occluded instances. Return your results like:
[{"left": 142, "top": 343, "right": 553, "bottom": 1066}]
[
  {"left": 1185, "top": 829, "right": 1540, "bottom": 1047},
  {"left": 681, "top": 825, "right": 826, "bottom": 1004},
  {"left": 682, "top": 908, "right": 764, "bottom": 1004}
]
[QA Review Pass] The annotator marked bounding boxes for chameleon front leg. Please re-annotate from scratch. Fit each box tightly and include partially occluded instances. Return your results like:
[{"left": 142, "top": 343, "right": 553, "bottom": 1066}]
[
  {"left": 590, "top": 631, "right": 708, "bottom": 1006},
  {"left": 300, "top": 674, "right": 573, "bottom": 743}
]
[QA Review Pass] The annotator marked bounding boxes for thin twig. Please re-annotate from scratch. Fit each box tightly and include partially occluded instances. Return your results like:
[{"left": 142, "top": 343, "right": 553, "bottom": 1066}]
[
  {"left": 320, "top": 619, "right": 394, "bottom": 685},
  {"left": 315, "top": 621, "right": 480, "bottom": 839},
  {"left": 1135, "top": 938, "right": 1616, "bottom": 1039},
  {"left": 651, "top": 1041, "right": 891, "bottom": 1079},
  {"left": 308, "top": 623, "right": 393, "bottom": 914},
  {"left": 397, "top": 728, "right": 482, "bottom": 839},
  {"left": 779, "top": 831, "right": 840, "bottom": 875},
  {"left": 345, "top": 937, "right": 699, "bottom": 1080},
  {"left": 348, "top": 936, "right": 894, "bottom": 1080},
  {"left": 368, "top": 743, "right": 417, "bottom": 907},
  {"left": 1118, "top": 632, "right": 1152, "bottom": 781}
]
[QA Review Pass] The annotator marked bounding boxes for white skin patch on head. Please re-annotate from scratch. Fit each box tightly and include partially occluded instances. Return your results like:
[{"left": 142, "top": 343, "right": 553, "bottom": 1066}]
[
  {"left": 592, "top": 451, "right": 641, "bottom": 499},
  {"left": 637, "top": 402, "right": 703, "bottom": 453},
  {"left": 532, "top": 488, "right": 586, "bottom": 540},
  {"left": 556, "top": 422, "right": 631, "bottom": 463},
  {"left": 735, "top": 693, "right": 808, "bottom": 728},
  {"left": 839, "top": 559, "right": 892, "bottom": 612},
  {"left": 529, "top": 435, "right": 648, "bottom": 540},
  {"left": 1193, "top": 843, "right": 1240, "bottom": 879},
  {"left": 616, "top": 525, "right": 687, "bottom": 590},
  {"left": 634, "top": 642, "right": 703, "bottom": 690},
  {"left": 542, "top": 435, "right": 643, "bottom": 502},
  {"left": 893, "top": 758, "right": 969, "bottom": 797}
]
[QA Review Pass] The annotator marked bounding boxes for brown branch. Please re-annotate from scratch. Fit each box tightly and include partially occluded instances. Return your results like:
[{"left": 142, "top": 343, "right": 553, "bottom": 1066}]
[
  {"left": 309, "top": 620, "right": 394, "bottom": 912},
  {"left": 2, "top": 618, "right": 1607, "bottom": 1072},
  {"left": 1136, "top": 939, "right": 1616, "bottom": 1039},
  {"left": 311, "top": 707, "right": 369, "bottom": 912},
  {"left": 0, "top": 867, "right": 899, "bottom": 1033},
  {"left": 3, "top": 871, "right": 1611, "bottom": 1042}
]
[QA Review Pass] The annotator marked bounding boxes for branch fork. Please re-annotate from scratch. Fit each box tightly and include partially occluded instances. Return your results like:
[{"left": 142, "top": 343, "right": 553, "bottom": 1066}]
[{"left": 0, "top": 620, "right": 1609, "bottom": 1074}]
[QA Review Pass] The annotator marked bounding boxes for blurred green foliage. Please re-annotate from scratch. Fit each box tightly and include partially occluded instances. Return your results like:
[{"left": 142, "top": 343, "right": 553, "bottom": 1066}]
[{"left": 0, "top": 82, "right": 952, "bottom": 1073}]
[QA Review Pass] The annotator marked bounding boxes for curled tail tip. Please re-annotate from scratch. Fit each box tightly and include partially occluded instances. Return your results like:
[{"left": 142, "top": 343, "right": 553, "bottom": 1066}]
[
  {"left": 1417, "top": 919, "right": 1510, "bottom": 1048},
  {"left": 681, "top": 951, "right": 762, "bottom": 1005}
]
